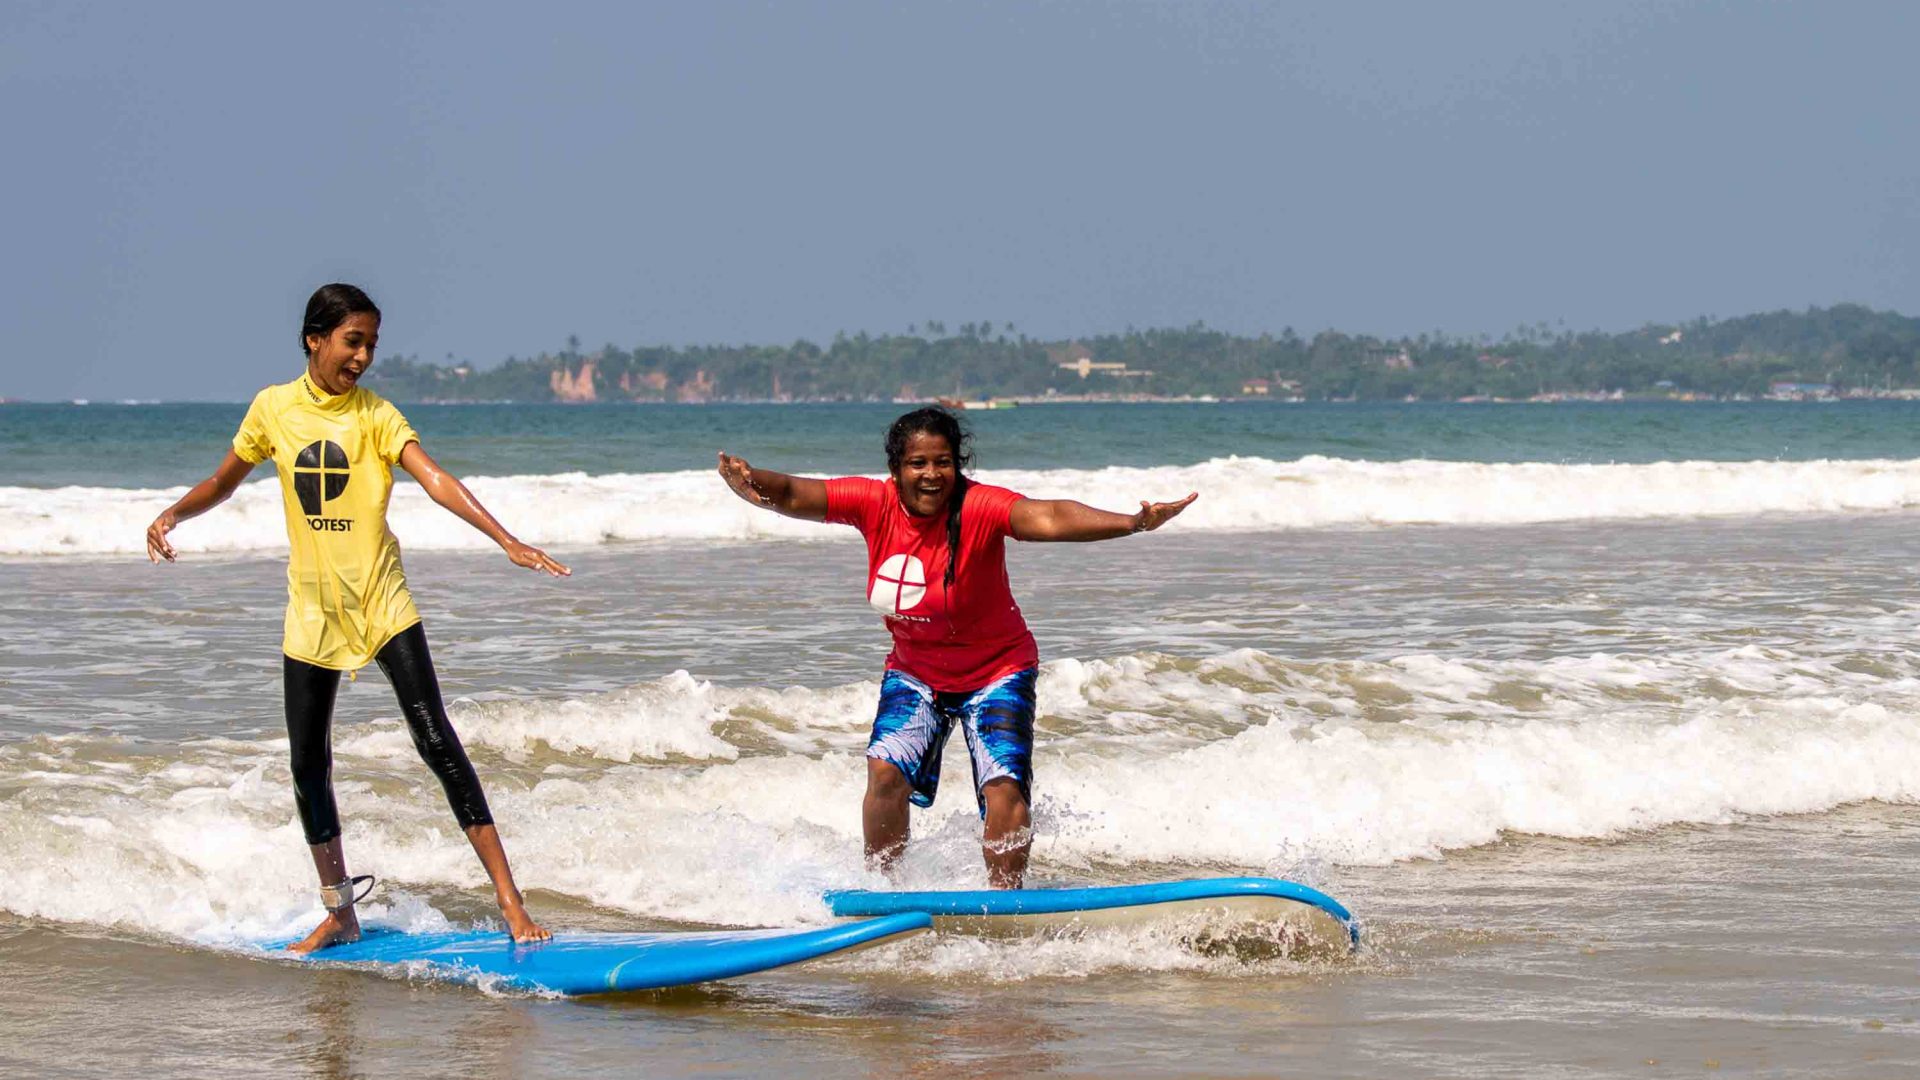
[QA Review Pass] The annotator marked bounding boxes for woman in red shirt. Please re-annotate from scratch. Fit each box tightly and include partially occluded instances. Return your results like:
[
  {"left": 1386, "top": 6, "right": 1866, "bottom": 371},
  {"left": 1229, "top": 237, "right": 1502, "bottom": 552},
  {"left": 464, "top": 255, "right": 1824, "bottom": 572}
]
[{"left": 718, "top": 407, "right": 1194, "bottom": 887}]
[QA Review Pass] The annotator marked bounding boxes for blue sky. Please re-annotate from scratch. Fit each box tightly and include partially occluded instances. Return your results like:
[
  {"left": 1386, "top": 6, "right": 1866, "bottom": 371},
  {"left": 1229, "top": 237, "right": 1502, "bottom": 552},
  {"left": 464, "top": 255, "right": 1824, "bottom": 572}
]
[{"left": 4, "top": 0, "right": 1916, "bottom": 399}]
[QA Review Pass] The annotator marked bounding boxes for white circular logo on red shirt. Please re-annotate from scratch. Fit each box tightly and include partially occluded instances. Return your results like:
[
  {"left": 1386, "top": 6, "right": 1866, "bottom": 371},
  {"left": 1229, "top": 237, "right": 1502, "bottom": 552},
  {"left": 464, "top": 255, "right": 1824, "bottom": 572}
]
[{"left": 870, "top": 554, "right": 927, "bottom": 615}]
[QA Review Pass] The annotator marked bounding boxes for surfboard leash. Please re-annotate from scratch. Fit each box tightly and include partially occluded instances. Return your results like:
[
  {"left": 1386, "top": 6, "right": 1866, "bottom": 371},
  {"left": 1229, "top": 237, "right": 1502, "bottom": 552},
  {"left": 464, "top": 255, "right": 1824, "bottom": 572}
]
[{"left": 320, "top": 874, "right": 378, "bottom": 912}]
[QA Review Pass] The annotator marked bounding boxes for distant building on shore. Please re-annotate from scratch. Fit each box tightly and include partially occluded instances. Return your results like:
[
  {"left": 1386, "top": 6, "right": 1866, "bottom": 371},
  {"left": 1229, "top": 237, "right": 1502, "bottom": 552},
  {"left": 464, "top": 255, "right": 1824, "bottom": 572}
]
[
  {"left": 1373, "top": 347, "right": 1415, "bottom": 370},
  {"left": 1047, "top": 341, "right": 1153, "bottom": 380},
  {"left": 550, "top": 358, "right": 599, "bottom": 402},
  {"left": 1768, "top": 381, "right": 1834, "bottom": 401}
]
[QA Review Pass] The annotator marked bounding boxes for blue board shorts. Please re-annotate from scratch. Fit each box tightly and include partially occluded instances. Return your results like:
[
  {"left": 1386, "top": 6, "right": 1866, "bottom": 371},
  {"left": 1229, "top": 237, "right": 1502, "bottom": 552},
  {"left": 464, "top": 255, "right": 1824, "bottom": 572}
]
[{"left": 866, "top": 667, "right": 1038, "bottom": 817}]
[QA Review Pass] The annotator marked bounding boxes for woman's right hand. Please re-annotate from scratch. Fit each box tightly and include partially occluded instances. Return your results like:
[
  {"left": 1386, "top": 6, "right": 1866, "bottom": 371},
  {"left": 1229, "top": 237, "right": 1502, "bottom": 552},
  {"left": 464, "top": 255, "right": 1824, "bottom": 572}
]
[
  {"left": 145, "top": 511, "right": 178, "bottom": 563},
  {"left": 718, "top": 451, "right": 773, "bottom": 506}
]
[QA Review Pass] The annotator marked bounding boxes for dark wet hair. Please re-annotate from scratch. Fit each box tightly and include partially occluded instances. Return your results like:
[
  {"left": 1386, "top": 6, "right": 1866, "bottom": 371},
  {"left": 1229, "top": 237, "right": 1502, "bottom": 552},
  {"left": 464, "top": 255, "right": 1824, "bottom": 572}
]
[
  {"left": 300, "top": 283, "right": 380, "bottom": 357},
  {"left": 885, "top": 407, "right": 973, "bottom": 587}
]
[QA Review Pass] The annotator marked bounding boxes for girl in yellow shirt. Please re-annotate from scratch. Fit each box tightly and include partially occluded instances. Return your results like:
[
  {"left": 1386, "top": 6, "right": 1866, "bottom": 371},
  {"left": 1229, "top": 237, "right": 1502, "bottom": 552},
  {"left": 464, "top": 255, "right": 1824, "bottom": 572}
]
[{"left": 145, "top": 283, "right": 567, "bottom": 953}]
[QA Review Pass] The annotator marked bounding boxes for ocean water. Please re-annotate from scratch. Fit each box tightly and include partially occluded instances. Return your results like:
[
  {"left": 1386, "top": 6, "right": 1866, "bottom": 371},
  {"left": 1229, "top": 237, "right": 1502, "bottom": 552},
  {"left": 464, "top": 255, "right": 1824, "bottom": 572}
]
[{"left": 2, "top": 400, "right": 1917, "bottom": 1077}]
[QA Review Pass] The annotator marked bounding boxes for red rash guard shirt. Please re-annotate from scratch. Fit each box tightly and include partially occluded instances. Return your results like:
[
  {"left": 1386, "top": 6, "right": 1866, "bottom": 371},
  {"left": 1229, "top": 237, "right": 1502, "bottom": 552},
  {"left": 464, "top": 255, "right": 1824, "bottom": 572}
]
[{"left": 824, "top": 477, "right": 1039, "bottom": 692}]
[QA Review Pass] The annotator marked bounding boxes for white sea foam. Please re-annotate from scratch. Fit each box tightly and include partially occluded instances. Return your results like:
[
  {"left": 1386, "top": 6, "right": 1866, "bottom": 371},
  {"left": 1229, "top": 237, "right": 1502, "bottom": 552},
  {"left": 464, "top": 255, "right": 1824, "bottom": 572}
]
[
  {"left": 7, "top": 455, "right": 1920, "bottom": 555},
  {"left": 2, "top": 645, "right": 1916, "bottom": 975}
]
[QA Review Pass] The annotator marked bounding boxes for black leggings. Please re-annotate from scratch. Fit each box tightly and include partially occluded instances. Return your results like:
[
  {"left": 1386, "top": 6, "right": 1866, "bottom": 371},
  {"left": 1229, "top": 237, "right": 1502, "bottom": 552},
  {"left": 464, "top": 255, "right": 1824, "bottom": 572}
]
[{"left": 283, "top": 622, "right": 493, "bottom": 845}]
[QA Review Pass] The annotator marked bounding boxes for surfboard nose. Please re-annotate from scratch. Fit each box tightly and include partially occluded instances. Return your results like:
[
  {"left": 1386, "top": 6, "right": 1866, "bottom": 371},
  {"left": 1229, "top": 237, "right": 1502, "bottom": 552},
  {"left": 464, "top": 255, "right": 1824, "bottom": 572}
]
[{"left": 824, "top": 877, "right": 1360, "bottom": 952}]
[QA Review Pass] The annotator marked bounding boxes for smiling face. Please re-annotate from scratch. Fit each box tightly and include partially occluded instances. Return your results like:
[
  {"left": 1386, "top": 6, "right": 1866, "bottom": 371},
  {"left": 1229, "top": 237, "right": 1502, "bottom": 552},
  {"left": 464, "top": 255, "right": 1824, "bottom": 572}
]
[
  {"left": 890, "top": 430, "right": 958, "bottom": 517},
  {"left": 304, "top": 312, "right": 380, "bottom": 395}
]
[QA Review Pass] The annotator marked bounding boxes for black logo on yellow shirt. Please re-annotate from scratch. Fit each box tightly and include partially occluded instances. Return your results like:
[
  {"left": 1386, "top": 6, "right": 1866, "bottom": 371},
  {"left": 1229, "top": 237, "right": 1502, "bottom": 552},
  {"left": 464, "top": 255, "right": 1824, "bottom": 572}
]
[{"left": 295, "top": 440, "right": 354, "bottom": 531}]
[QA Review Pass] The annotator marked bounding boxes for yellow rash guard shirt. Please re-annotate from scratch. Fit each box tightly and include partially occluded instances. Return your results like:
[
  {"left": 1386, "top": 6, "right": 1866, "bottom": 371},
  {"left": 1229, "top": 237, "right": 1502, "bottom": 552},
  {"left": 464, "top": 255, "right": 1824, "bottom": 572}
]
[{"left": 232, "top": 373, "right": 422, "bottom": 670}]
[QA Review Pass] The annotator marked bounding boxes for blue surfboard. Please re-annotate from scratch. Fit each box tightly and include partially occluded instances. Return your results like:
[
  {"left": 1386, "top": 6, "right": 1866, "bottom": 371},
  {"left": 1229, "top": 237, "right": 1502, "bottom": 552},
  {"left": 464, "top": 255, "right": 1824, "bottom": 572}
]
[
  {"left": 826, "top": 877, "right": 1359, "bottom": 950},
  {"left": 278, "top": 913, "right": 932, "bottom": 995}
]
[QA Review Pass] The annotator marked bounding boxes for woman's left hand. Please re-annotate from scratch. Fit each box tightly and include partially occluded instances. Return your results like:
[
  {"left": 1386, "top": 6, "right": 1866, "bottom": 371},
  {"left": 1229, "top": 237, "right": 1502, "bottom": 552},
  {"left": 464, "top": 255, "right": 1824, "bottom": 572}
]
[
  {"left": 505, "top": 540, "right": 571, "bottom": 577},
  {"left": 1131, "top": 492, "right": 1199, "bottom": 533}
]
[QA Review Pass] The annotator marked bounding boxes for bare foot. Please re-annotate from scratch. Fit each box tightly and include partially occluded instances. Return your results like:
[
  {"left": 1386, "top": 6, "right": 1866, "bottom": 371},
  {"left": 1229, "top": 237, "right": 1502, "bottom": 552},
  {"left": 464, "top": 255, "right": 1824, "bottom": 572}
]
[
  {"left": 500, "top": 898, "right": 550, "bottom": 943},
  {"left": 286, "top": 909, "right": 361, "bottom": 954}
]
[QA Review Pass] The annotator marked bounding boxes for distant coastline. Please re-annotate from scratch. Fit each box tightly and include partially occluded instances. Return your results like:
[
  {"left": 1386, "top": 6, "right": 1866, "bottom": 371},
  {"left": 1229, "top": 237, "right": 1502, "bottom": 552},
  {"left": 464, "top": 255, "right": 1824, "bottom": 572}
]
[
  {"left": 14, "top": 303, "right": 1920, "bottom": 405},
  {"left": 355, "top": 304, "right": 1920, "bottom": 406}
]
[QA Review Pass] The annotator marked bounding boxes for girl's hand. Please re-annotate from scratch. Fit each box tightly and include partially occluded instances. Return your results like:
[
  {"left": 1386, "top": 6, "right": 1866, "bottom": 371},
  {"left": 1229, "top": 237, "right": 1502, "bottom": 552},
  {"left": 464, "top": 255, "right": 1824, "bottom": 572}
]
[
  {"left": 145, "top": 512, "right": 179, "bottom": 563},
  {"left": 718, "top": 451, "right": 773, "bottom": 506},
  {"left": 505, "top": 540, "right": 570, "bottom": 577},
  {"left": 1130, "top": 492, "right": 1199, "bottom": 534}
]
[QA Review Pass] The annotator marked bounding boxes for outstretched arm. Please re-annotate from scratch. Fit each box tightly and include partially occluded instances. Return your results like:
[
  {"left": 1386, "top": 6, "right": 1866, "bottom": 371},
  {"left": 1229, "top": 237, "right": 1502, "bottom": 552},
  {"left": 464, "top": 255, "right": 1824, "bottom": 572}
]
[
  {"left": 717, "top": 451, "right": 830, "bottom": 522},
  {"left": 397, "top": 442, "right": 571, "bottom": 577},
  {"left": 146, "top": 450, "right": 258, "bottom": 562},
  {"left": 1009, "top": 492, "right": 1198, "bottom": 542}
]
